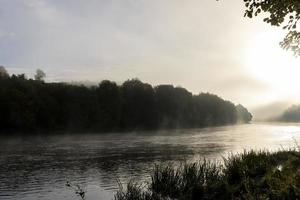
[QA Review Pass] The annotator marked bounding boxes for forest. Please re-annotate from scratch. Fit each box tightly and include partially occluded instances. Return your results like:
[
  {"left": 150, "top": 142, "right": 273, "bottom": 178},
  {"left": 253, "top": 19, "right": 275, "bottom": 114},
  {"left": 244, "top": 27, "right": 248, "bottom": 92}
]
[
  {"left": 278, "top": 105, "right": 300, "bottom": 122},
  {"left": 0, "top": 67, "right": 252, "bottom": 134}
]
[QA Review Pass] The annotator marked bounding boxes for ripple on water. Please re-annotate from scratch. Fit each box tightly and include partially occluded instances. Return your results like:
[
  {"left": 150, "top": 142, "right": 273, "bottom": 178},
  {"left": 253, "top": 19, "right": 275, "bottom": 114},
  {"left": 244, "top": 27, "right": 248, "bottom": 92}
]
[{"left": 1, "top": 123, "right": 300, "bottom": 200}]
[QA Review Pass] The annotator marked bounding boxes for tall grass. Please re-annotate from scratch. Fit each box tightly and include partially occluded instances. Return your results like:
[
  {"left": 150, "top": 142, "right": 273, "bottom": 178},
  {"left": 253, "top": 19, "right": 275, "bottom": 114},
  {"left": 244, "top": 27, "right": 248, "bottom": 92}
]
[{"left": 115, "top": 150, "right": 300, "bottom": 200}]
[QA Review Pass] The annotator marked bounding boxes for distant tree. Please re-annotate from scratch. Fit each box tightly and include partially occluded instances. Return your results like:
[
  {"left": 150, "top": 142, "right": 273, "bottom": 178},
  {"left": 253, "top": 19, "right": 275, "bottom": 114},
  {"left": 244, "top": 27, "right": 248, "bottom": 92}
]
[
  {"left": 0, "top": 72, "right": 251, "bottom": 133},
  {"left": 11, "top": 73, "right": 27, "bottom": 80},
  {"left": 121, "top": 79, "right": 158, "bottom": 129},
  {"left": 34, "top": 69, "right": 46, "bottom": 81},
  {"left": 96, "top": 80, "right": 121, "bottom": 130},
  {"left": 193, "top": 93, "right": 238, "bottom": 126},
  {"left": 155, "top": 85, "right": 193, "bottom": 128},
  {"left": 279, "top": 105, "right": 300, "bottom": 122},
  {"left": 236, "top": 104, "right": 252, "bottom": 123},
  {"left": 242, "top": 0, "right": 300, "bottom": 56},
  {"left": 0, "top": 66, "right": 9, "bottom": 78},
  {"left": 155, "top": 85, "right": 178, "bottom": 127}
]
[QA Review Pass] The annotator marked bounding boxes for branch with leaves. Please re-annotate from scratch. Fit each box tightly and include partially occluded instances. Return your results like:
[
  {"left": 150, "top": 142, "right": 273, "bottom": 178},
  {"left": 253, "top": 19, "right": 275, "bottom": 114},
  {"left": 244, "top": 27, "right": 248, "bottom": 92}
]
[{"left": 243, "top": 0, "right": 300, "bottom": 56}]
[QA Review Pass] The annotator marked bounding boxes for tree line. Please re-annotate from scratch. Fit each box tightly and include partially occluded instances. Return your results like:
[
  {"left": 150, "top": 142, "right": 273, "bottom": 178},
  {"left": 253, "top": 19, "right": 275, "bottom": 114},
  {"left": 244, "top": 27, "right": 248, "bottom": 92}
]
[
  {"left": 0, "top": 67, "right": 252, "bottom": 134},
  {"left": 277, "top": 105, "right": 300, "bottom": 122}
]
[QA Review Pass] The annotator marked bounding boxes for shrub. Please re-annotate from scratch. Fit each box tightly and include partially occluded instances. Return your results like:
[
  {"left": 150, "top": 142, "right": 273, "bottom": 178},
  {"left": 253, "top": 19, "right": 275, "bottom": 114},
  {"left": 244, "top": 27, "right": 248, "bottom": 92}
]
[{"left": 114, "top": 150, "right": 300, "bottom": 200}]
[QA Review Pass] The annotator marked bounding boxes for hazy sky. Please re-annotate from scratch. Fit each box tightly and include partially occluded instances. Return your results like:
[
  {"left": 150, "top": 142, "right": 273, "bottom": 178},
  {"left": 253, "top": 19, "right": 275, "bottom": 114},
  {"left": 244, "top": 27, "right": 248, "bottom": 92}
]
[{"left": 1, "top": 0, "right": 300, "bottom": 112}]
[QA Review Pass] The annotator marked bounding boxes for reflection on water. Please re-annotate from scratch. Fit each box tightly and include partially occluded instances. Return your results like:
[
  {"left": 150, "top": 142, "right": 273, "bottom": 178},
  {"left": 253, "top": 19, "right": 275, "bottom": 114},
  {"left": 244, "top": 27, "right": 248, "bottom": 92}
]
[{"left": 1, "top": 123, "right": 300, "bottom": 200}]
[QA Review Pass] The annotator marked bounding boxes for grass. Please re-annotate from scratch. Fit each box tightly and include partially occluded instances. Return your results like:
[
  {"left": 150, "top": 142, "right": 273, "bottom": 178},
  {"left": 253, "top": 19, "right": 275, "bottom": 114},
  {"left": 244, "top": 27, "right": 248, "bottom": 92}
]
[{"left": 114, "top": 150, "right": 300, "bottom": 200}]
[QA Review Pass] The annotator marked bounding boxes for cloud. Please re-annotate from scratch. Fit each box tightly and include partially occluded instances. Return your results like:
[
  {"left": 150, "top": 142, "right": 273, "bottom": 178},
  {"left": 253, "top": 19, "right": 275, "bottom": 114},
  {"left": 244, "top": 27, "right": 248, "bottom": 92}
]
[
  {"left": 0, "top": 0, "right": 285, "bottom": 108},
  {"left": 0, "top": 0, "right": 251, "bottom": 67},
  {"left": 22, "top": 0, "right": 62, "bottom": 23},
  {"left": 214, "top": 76, "right": 269, "bottom": 93}
]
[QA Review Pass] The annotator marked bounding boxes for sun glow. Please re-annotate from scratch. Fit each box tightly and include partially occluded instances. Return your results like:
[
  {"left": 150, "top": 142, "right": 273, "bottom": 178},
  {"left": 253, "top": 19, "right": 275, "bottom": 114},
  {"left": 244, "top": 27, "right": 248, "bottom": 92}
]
[{"left": 245, "top": 31, "right": 300, "bottom": 98}]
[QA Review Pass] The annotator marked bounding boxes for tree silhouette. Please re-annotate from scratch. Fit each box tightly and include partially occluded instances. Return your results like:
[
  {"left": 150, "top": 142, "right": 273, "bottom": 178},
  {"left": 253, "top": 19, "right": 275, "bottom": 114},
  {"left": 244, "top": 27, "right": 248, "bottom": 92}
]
[
  {"left": 236, "top": 104, "right": 252, "bottom": 123},
  {"left": 96, "top": 80, "right": 121, "bottom": 130},
  {"left": 279, "top": 105, "right": 300, "bottom": 122},
  {"left": 0, "top": 72, "right": 252, "bottom": 134},
  {"left": 0, "top": 66, "right": 9, "bottom": 78},
  {"left": 34, "top": 69, "right": 46, "bottom": 81},
  {"left": 243, "top": 0, "right": 300, "bottom": 56}
]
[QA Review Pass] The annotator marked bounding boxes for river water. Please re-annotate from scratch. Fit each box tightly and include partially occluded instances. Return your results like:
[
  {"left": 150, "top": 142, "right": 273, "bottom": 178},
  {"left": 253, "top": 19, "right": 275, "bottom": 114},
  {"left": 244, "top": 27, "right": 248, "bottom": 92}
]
[{"left": 1, "top": 122, "right": 300, "bottom": 200}]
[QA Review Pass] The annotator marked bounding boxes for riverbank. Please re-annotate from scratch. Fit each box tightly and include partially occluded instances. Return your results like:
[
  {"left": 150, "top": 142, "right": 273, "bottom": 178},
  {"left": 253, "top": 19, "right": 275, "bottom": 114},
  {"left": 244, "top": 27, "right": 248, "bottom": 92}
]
[{"left": 115, "top": 149, "right": 300, "bottom": 200}]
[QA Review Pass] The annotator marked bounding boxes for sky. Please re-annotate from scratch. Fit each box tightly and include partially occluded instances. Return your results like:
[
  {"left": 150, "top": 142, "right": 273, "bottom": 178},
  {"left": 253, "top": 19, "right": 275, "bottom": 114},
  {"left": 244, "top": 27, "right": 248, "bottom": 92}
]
[{"left": 1, "top": 0, "right": 300, "bottom": 116}]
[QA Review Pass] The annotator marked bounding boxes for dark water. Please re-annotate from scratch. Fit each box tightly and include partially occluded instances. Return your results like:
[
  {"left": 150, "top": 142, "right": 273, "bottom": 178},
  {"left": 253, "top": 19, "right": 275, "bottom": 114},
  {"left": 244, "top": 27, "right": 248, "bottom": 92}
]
[{"left": 1, "top": 123, "right": 300, "bottom": 200}]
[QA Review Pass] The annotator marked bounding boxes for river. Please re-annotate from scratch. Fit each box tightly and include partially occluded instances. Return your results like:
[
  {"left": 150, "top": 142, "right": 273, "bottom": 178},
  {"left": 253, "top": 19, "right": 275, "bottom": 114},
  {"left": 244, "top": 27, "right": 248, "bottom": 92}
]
[{"left": 1, "top": 122, "right": 300, "bottom": 200}]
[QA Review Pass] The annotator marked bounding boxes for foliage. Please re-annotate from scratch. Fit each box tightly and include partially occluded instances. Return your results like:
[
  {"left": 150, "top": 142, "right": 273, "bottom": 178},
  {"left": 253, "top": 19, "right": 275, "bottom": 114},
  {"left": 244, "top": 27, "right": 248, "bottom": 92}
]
[
  {"left": 0, "top": 68, "right": 252, "bottom": 133},
  {"left": 115, "top": 150, "right": 300, "bottom": 200},
  {"left": 278, "top": 105, "right": 300, "bottom": 122},
  {"left": 242, "top": 0, "right": 300, "bottom": 56},
  {"left": 0, "top": 66, "right": 9, "bottom": 78},
  {"left": 34, "top": 69, "right": 46, "bottom": 81},
  {"left": 236, "top": 104, "right": 252, "bottom": 123}
]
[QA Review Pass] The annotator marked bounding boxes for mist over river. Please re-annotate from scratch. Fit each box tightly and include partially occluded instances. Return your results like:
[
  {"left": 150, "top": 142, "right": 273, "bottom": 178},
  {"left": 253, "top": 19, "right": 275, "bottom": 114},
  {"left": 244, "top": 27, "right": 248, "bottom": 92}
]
[{"left": 1, "top": 122, "right": 300, "bottom": 200}]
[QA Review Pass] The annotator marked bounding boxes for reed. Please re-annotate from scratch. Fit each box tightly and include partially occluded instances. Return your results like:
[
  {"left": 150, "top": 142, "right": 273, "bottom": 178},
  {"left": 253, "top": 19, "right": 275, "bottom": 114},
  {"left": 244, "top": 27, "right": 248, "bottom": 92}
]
[{"left": 115, "top": 149, "right": 300, "bottom": 200}]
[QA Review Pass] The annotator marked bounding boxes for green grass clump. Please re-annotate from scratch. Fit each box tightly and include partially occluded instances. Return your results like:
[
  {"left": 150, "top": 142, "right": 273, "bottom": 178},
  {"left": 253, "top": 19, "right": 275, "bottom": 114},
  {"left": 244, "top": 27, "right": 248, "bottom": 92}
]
[{"left": 114, "top": 150, "right": 300, "bottom": 200}]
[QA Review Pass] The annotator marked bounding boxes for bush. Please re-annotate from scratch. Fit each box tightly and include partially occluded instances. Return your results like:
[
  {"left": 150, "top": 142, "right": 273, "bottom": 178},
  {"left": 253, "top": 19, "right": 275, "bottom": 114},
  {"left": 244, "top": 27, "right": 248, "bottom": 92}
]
[{"left": 115, "top": 150, "right": 300, "bottom": 200}]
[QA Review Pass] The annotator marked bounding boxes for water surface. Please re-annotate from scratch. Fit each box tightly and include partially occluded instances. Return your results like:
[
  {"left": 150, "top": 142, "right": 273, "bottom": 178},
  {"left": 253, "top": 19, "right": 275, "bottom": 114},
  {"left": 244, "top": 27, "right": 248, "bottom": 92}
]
[{"left": 1, "top": 123, "right": 300, "bottom": 200}]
